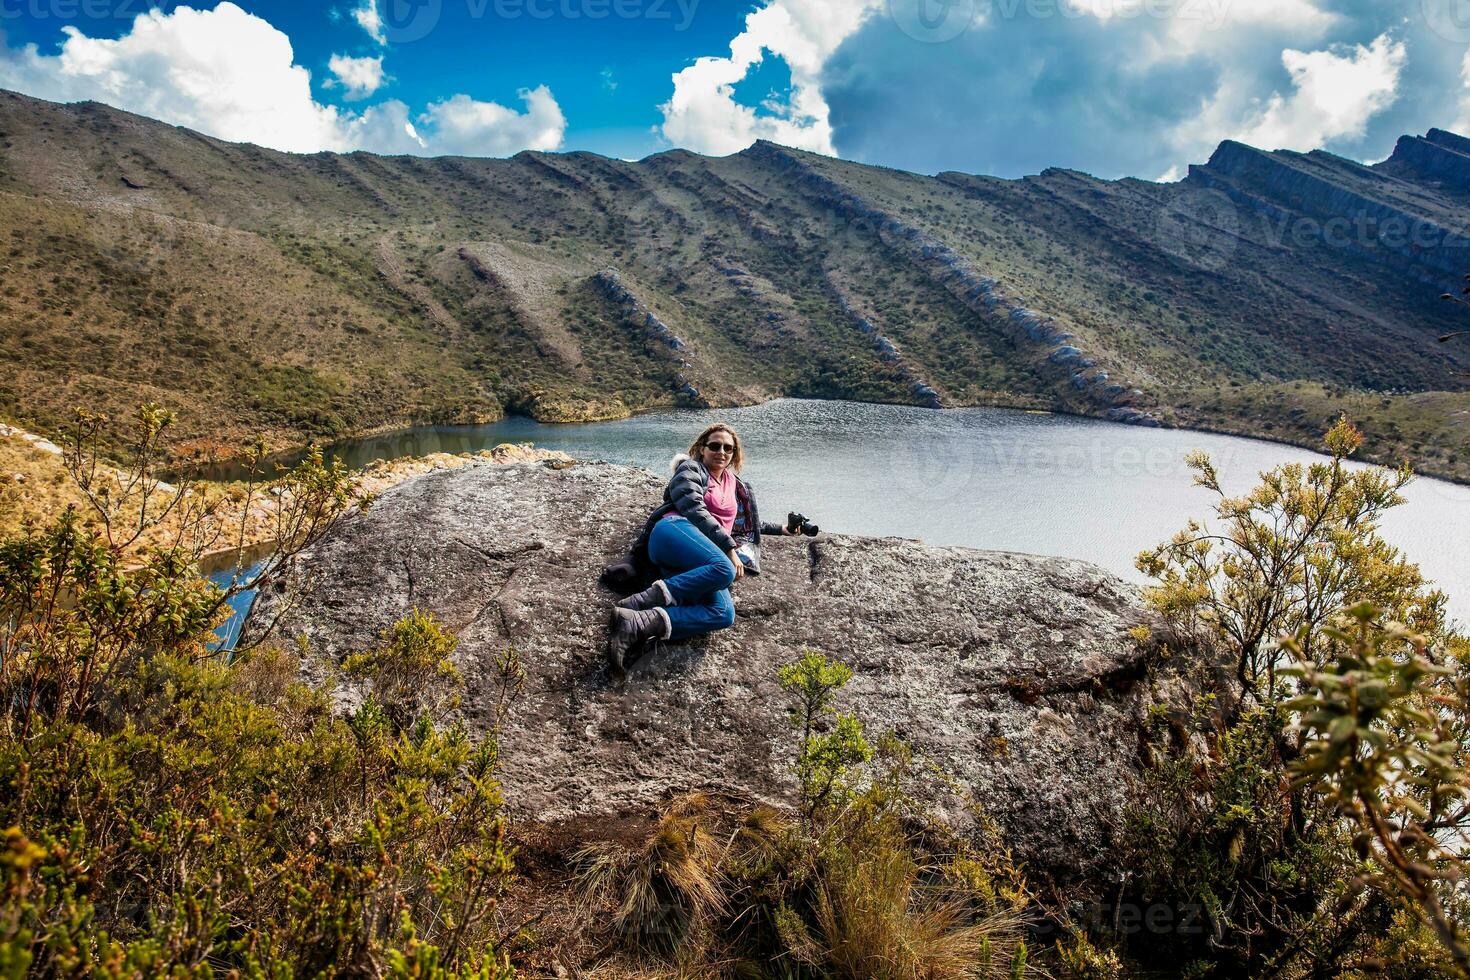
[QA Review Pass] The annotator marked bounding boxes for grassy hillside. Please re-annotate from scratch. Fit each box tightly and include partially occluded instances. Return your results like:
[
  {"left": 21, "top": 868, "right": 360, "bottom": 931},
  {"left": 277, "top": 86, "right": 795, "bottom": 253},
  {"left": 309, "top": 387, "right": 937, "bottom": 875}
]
[{"left": 0, "top": 90, "right": 1466, "bottom": 478}]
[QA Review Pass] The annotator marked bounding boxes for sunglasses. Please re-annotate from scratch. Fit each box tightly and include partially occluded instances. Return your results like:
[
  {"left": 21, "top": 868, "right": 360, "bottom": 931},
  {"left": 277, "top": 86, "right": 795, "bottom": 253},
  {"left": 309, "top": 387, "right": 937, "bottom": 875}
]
[{"left": 704, "top": 441, "right": 736, "bottom": 454}]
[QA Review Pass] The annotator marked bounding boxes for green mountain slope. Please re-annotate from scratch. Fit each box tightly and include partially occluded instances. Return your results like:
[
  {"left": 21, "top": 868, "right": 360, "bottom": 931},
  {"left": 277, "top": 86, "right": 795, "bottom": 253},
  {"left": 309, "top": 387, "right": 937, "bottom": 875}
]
[{"left": 1, "top": 89, "right": 1466, "bottom": 477}]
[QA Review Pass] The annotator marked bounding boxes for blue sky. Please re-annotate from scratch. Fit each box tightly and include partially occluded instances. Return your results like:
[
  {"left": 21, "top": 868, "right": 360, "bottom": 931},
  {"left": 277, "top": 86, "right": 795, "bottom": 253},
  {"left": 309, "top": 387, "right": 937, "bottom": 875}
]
[
  {"left": 0, "top": 0, "right": 1467, "bottom": 178},
  {"left": 0, "top": 0, "right": 752, "bottom": 158}
]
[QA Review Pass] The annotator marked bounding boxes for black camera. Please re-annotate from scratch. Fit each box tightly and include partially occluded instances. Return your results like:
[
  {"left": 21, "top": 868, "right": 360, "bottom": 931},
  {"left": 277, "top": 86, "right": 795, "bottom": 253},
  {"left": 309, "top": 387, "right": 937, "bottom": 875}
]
[{"left": 786, "top": 511, "right": 820, "bottom": 537}]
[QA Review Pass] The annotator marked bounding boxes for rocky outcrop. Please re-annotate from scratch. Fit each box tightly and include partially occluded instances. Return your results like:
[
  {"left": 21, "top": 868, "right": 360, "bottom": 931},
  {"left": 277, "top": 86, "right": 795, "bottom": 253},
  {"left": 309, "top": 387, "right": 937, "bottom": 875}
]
[
  {"left": 1387, "top": 132, "right": 1470, "bottom": 190},
  {"left": 591, "top": 269, "right": 705, "bottom": 405},
  {"left": 832, "top": 288, "right": 945, "bottom": 408},
  {"left": 1430, "top": 127, "right": 1470, "bottom": 158},
  {"left": 249, "top": 458, "right": 1170, "bottom": 886},
  {"left": 0, "top": 422, "right": 62, "bottom": 455},
  {"left": 593, "top": 269, "right": 688, "bottom": 352},
  {"left": 743, "top": 142, "right": 1156, "bottom": 424},
  {"left": 1192, "top": 138, "right": 1470, "bottom": 282},
  {"left": 457, "top": 244, "right": 588, "bottom": 372}
]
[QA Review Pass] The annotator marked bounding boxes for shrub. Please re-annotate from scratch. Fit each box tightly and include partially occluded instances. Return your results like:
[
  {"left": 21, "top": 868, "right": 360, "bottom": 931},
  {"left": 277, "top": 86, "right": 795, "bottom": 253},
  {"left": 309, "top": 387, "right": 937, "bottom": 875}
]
[
  {"left": 1056, "top": 932, "right": 1124, "bottom": 979},
  {"left": 344, "top": 609, "right": 463, "bottom": 732},
  {"left": 1285, "top": 603, "right": 1470, "bottom": 973},
  {"left": 0, "top": 619, "right": 518, "bottom": 975},
  {"left": 1128, "top": 420, "right": 1467, "bottom": 976},
  {"left": 778, "top": 651, "right": 871, "bottom": 826},
  {"left": 1135, "top": 416, "right": 1437, "bottom": 703},
  {"left": 0, "top": 405, "right": 518, "bottom": 975}
]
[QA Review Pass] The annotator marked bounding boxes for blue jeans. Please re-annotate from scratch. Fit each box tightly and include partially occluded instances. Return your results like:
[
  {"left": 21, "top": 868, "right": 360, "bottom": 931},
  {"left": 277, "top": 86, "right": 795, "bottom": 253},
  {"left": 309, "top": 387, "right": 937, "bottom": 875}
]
[{"left": 647, "top": 516, "right": 736, "bottom": 640}]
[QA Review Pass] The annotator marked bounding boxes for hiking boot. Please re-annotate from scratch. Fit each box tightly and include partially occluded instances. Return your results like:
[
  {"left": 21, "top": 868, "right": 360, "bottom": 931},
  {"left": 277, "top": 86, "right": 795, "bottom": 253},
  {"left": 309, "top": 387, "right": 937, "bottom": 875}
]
[
  {"left": 606, "top": 606, "right": 671, "bottom": 675},
  {"left": 616, "top": 579, "right": 674, "bottom": 611}
]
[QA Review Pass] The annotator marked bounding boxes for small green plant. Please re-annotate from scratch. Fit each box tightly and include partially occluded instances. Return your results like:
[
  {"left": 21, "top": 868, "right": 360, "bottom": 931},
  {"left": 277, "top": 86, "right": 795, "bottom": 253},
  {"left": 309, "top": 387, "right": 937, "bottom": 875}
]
[
  {"left": 778, "top": 651, "right": 872, "bottom": 824},
  {"left": 344, "top": 608, "right": 463, "bottom": 731},
  {"left": 1056, "top": 932, "right": 1124, "bottom": 979}
]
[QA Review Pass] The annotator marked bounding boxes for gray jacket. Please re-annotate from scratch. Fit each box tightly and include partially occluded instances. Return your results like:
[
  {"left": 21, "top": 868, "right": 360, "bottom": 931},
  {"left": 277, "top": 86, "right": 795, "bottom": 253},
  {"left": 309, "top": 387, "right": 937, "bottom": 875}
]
[{"left": 631, "top": 454, "right": 783, "bottom": 574}]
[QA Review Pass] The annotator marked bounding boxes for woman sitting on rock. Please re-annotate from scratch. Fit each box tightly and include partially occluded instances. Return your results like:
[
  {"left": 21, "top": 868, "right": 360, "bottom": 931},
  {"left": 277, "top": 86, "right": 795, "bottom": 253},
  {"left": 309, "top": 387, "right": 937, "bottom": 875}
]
[{"left": 605, "top": 422, "right": 799, "bottom": 673}]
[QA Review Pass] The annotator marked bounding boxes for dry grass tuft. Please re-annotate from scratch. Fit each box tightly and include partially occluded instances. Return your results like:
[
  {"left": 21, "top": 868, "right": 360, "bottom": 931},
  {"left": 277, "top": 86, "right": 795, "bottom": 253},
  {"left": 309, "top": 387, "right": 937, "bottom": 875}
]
[
  {"left": 574, "top": 792, "right": 731, "bottom": 954},
  {"left": 812, "top": 815, "right": 1031, "bottom": 980}
]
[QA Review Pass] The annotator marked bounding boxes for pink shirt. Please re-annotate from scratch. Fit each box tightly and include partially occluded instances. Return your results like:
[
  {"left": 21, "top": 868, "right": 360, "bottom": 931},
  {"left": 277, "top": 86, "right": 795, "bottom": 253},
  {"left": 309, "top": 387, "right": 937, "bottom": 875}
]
[{"left": 703, "top": 467, "right": 738, "bottom": 533}]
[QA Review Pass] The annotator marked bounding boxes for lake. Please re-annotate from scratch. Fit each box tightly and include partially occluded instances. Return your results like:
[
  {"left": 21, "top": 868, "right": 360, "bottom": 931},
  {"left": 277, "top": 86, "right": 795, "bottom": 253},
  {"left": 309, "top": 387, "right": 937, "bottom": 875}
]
[{"left": 216, "top": 399, "right": 1470, "bottom": 626}]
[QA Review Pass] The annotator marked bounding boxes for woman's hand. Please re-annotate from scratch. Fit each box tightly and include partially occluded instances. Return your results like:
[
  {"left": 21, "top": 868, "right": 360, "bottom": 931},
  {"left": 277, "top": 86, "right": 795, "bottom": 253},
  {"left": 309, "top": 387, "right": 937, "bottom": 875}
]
[{"left": 729, "top": 549, "right": 745, "bottom": 580}]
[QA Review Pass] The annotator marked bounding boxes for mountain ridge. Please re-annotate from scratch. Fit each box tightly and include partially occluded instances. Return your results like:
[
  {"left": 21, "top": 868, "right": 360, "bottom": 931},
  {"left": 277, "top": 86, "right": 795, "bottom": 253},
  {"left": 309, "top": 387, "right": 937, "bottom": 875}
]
[{"left": 0, "top": 88, "right": 1466, "bottom": 478}]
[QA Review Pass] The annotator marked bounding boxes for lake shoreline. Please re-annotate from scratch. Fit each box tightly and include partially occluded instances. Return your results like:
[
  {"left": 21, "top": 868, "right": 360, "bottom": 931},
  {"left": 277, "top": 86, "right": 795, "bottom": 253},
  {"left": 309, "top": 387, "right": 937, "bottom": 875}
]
[
  {"left": 169, "top": 398, "right": 1467, "bottom": 629},
  {"left": 184, "top": 395, "right": 1469, "bottom": 489}
]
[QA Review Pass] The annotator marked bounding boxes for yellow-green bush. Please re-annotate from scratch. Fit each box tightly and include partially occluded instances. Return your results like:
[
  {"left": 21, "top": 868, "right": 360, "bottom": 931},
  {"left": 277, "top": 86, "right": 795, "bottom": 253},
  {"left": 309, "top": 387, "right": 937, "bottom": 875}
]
[
  {"left": 1126, "top": 419, "right": 1469, "bottom": 977},
  {"left": 0, "top": 602, "right": 517, "bottom": 976},
  {"left": 0, "top": 406, "right": 517, "bottom": 976}
]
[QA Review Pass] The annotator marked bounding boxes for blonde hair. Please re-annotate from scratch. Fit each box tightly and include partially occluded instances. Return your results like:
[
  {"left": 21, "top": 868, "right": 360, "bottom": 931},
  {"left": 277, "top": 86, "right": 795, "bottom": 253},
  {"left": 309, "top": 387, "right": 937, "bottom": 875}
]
[{"left": 688, "top": 423, "right": 744, "bottom": 473}]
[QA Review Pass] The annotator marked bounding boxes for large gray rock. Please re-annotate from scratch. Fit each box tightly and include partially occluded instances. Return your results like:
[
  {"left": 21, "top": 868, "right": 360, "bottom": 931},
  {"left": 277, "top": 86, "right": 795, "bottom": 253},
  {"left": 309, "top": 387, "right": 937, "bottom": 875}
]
[{"left": 250, "top": 459, "right": 1161, "bottom": 885}]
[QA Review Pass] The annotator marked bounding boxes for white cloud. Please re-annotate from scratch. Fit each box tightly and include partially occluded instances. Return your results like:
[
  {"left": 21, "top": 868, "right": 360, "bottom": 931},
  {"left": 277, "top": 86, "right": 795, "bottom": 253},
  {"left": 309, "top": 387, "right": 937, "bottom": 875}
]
[
  {"left": 0, "top": 2, "right": 343, "bottom": 152},
  {"left": 657, "top": 0, "right": 1341, "bottom": 160},
  {"left": 1155, "top": 0, "right": 1334, "bottom": 55},
  {"left": 0, "top": 2, "right": 566, "bottom": 157},
  {"left": 1175, "top": 32, "right": 1406, "bottom": 157},
  {"left": 1457, "top": 49, "right": 1470, "bottom": 135},
  {"left": 327, "top": 53, "right": 386, "bottom": 99},
  {"left": 658, "top": 0, "right": 883, "bottom": 156},
  {"left": 352, "top": 0, "right": 386, "bottom": 45},
  {"left": 420, "top": 88, "right": 567, "bottom": 156}
]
